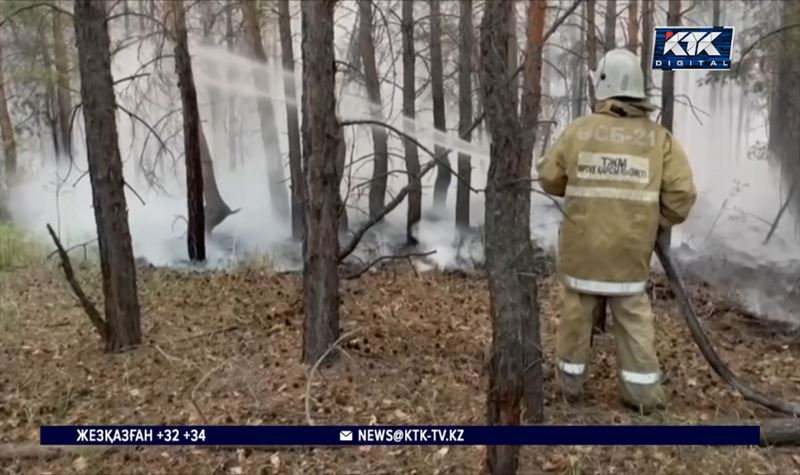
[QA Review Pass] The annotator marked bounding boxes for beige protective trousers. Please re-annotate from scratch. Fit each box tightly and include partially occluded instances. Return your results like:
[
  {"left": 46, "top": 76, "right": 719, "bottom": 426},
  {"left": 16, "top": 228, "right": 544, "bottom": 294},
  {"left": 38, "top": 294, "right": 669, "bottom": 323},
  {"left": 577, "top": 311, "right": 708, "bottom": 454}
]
[{"left": 555, "top": 287, "right": 666, "bottom": 411}]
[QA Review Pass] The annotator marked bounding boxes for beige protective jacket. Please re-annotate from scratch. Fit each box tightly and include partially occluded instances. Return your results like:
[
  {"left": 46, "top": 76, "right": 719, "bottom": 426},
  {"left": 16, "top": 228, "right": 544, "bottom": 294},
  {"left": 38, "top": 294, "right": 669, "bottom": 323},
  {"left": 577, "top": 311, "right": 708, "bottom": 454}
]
[{"left": 537, "top": 99, "right": 697, "bottom": 296}]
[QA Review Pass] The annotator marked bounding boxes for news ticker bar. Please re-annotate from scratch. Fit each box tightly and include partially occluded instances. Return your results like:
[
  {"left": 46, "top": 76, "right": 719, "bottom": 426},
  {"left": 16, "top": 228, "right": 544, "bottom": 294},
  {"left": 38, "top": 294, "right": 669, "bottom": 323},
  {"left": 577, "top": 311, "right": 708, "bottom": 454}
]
[{"left": 40, "top": 425, "right": 761, "bottom": 446}]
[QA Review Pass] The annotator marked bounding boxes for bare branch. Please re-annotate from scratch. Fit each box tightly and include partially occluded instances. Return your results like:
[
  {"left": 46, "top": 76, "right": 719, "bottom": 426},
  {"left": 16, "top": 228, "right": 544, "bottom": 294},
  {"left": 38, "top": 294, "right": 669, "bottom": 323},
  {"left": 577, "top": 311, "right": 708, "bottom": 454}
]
[
  {"left": 345, "top": 250, "right": 436, "bottom": 280},
  {"left": 45, "top": 224, "right": 107, "bottom": 343}
]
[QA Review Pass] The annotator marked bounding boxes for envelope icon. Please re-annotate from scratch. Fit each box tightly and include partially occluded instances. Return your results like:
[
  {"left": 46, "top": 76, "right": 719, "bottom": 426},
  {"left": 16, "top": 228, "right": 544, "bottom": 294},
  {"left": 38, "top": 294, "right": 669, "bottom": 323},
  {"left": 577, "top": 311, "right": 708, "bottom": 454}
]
[{"left": 339, "top": 430, "right": 353, "bottom": 441}]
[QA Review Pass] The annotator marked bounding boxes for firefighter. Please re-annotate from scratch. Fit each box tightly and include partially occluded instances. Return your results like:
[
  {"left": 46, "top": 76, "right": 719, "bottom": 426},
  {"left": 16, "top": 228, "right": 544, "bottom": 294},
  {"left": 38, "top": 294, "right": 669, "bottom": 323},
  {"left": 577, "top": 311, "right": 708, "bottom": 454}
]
[{"left": 537, "top": 48, "right": 697, "bottom": 413}]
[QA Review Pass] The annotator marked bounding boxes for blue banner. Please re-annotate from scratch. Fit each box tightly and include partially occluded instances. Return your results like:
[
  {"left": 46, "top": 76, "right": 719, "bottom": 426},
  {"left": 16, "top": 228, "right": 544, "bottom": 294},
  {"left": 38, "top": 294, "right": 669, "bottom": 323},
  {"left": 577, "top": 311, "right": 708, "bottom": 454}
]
[{"left": 40, "top": 425, "right": 760, "bottom": 446}]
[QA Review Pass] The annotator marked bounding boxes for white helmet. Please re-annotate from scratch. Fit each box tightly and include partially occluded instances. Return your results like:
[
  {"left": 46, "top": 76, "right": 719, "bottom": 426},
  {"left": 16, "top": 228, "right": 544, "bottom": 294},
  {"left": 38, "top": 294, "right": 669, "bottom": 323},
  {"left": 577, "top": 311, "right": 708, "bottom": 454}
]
[{"left": 591, "top": 48, "right": 646, "bottom": 100}]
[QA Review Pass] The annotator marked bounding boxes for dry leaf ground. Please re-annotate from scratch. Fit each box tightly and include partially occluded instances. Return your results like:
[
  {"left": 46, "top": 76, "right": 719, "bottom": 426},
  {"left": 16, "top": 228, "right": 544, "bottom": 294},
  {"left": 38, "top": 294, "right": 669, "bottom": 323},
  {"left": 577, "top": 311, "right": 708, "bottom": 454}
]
[{"left": 0, "top": 257, "right": 798, "bottom": 475}]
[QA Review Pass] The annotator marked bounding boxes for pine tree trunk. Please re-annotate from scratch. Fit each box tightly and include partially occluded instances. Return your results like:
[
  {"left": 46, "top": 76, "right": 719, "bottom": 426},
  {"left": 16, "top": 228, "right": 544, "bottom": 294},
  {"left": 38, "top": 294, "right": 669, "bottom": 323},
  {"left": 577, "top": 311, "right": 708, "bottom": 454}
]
[
  {"left": 402, "top": 0, "right": 422, "bottom": 244},
  {"left": 0, "top": 36, "right": 17, "bottom": 183},
  {"left": 301, "top": 0, "right": 341, "bottom": 366},
  {"left": 627, "top": 0, "right": 639, "bottom": 53},
  {"left": 519, "top": 0, "right": 546, "bottom": 424},
  {"left": 171, "top": 0, "right": 206, "bottom": 261},
  {"left": 587, "top": 0, "right": 598, "bottom": 111},
  {"left": 53, "top": 7, "right": 73, "bottom": 160},
  {"left": 604, "top": 0, "right": 617, "bottom": 52},
  {"left": 73, "top": 0, "right": 142, "bottom": 352},
  {"left": 430, "top": 0, "right": 451, "bottom": 213},
  {"left": 242, "top": 0, "right": 290, "bottom": 220},
  {"left": 640, "top": 0, "right": 653, "bottom": 95},
  {"left": 481, "top": 0, "right": 540, "bottom": 471},
  {"left": 40, "top": 39, "right": 60, "bottom": 160},
  {"left": 456, "top": 0, "right": 473, "bottom": 230},
  {"left": 359, "top": 0, "right": 389, "bottom": 221},
  {"left": 659, "top": 0, "right": 681, "bottom": 249},
  {"left": 279, "top": 0, "right": 306, "bottom": 240},
  {"left": 508, "top": 6, "right": 519, "bottom": 113}
]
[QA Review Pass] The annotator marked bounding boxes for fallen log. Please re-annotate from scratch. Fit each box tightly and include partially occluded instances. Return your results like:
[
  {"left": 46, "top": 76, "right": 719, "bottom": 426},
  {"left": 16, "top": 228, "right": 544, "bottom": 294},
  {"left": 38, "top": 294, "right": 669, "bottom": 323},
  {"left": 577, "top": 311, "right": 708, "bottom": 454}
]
[
  {"left": 760, "top": 418, "right": 800, "bottom": 446},
  {"left": 655, "top": 229, "right": 800, "bottom": 418}
]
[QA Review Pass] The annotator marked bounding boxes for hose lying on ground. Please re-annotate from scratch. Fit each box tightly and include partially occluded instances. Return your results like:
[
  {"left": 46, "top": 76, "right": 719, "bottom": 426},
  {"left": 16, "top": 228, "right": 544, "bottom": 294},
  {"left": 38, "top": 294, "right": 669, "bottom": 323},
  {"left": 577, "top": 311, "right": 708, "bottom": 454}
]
[{"left": 655, "top": 231, "right": 800, "bottom": 444}]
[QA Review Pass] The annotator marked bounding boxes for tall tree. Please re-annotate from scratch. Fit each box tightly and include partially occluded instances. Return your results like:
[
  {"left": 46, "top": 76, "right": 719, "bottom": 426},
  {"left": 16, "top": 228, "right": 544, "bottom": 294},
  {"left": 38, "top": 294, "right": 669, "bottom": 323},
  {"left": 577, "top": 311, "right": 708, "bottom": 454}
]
[
  {"left": 659, "top": 0, "right": 681, "bottom": 249},
  {"left": 53, "top": 5, "right": 72, "bottom": 159},
  {"left": 74, "top": 0, "right": 142, "bottom": 352},
  {"left": 301, "top": 0, "right": 342, "bottom": 365},
  {"left": 768, "top": 0, "right": 800, "bottom": 235},
  {"left": 519, "top": 0, "right": 547, "bottom": 423},
  {"left": 430, "top": 0, "right": 451, "bottom": 212},
  {"left": 604, "top": 0, "right": 617, "bottom": 51},
  {"left": 242, "top": 0, "right": 291, "bottom": 219},
  {"left": 40, "top": 37, "right": 59, "bottom": 160},
  {"left": 481, "top": 0, "right": 541, "bottom": 471},
  {"left": 169, "top": 0, "right": 206, "bottom": 261},
  {"left": 455, "top": 0, "right": 473, "bottom": 230},
  {"left": 402, "top": 0, "right": 422, "bottom": 244},
  {"left": 587, "top": 0, "right": 598, "bottom": 110},
  {"left": 640, "top": 0, "right": 654, "bottom": 96},
  {"left": 359, "top": 0, "right": 389, "bottom": 220},
  {"left": 279, "top": 0, "right": 306, "bottom": 240},
  {"left": 0, "top": 34, "right": 17, "bottom": 183},
  {"left": 627, "top": 0, "right": 639, "bottom": 53}
]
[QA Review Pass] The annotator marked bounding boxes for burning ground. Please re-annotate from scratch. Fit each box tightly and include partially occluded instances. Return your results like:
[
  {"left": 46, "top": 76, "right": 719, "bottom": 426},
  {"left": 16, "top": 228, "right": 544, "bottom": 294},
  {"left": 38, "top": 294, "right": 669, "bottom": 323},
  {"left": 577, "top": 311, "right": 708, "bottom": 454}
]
[{"left": 1, "top": 260, "right": 799, "bottom": 474}]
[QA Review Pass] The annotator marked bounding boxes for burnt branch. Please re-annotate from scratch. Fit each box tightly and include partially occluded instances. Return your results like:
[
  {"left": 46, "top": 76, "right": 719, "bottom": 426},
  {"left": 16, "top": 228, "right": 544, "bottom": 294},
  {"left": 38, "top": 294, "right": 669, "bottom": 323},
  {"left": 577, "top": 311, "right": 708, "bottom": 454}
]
[
  {"left": 344, "top": 250, "right": 436, "bottom": 280},
  {"left": 46, "top": 223, "right": 108, "bottom": 343}
]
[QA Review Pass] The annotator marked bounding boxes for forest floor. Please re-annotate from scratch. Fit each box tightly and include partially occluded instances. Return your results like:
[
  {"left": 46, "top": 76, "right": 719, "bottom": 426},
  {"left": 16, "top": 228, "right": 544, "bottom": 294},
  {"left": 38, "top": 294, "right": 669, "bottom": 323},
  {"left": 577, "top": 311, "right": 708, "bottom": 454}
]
[{"left": 1, "top": 239, "right": 799, "bottom": 474}]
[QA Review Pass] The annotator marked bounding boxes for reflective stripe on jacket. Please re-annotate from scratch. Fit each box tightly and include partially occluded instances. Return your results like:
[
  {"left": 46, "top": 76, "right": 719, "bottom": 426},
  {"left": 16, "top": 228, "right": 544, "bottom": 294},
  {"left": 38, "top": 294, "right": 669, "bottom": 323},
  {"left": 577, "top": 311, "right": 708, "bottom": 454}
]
[{"left": 537, "top": 99, "right": 697, "bottom": 296}]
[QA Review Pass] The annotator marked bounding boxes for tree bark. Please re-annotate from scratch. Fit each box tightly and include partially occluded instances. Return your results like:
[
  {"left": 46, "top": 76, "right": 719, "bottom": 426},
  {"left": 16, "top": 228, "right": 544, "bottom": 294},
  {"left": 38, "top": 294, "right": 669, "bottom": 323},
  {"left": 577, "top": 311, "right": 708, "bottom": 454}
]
[
  {"left": 604, "top": 0, "right": 617, "bottom": 52},
  {"left": 480, "top": 0, "right": 541, "bottom": 471},
  {"left": 358, "top": 0, "right": 389, "bottom": 221},
  {"left": 0, "top": 35, "right": 17, "bottom": 185},
  {"left": 279, "top": 0, "right": 306, "bottom": 240},
  {"left": 640, "top": 0, "right": 653, "bottom": 96},
  {"left": 518, "top": 0, "right": 546, "bottom": 424},
  {"left": 402, "top": 0, "right": 421, "bottom": 244},
  {"left": 301, "top": 0, "right": 341, "bottom": 366},
  {"left": 74, "top": 0, "right": 142, "bottom": 352},
  {"left": 586, "top": 0, "right": 598, "bottom": 111},
  {"left": 241, "top": 0, "right": 290, "bottom": 220},
  {"left": 53, "top": 5, "right": 73, "bottom": 160},
  {"left": 430, "top": 0, "right": 451, "bottom": 213},
  {"left": 627, "top": 0, "right": 639, "bottom": 53},
  {"left": 661, "top": 0, "right": 679, "bottom": 131},
  {"left": 508, "top": 5, "right": 519, "bottom": 113},
  {"left": 456, "top": 0, "right": 473, "bottom": 230},
  {"left": 169, "top": 0, "right": 206, "bottom": 262}
]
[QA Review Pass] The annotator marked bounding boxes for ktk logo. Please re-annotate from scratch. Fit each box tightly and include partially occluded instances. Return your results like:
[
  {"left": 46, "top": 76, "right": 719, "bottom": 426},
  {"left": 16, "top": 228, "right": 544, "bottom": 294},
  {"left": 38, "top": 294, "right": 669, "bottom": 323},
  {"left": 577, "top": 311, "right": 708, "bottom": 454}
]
[
  {"left": 663, "top": 31, "right": 721, "bottom": 56},
  {"left": 651, "top": 26, "right": 734, "bottom": 71}
]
